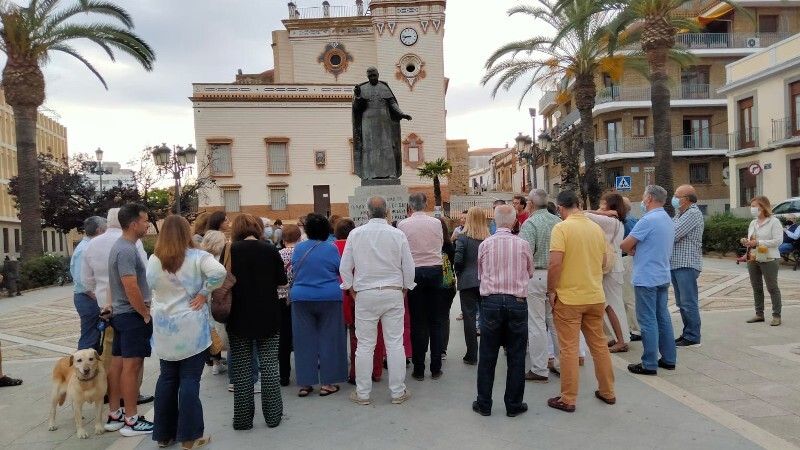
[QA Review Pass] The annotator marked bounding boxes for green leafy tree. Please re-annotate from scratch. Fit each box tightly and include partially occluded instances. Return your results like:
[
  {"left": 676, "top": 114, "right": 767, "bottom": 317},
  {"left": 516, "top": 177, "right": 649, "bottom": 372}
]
[
  {"left": 1, "top": 0, "right": 155, "bottom": 259},
  {"left": 8, "top": 153, "right": 95, "bottom": 233},
  {"left": 417, "top": 157, "right": 452, "bottom": 207},
  {"left": 483, "top": 0, "right": 627, "bottom": 208}
]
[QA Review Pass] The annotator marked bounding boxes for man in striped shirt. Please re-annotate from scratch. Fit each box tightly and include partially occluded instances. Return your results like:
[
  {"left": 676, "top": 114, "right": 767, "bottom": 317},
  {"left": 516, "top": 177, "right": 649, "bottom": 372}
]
[{"left": 473, "top": 205, "right": 534, "bottom": 418}]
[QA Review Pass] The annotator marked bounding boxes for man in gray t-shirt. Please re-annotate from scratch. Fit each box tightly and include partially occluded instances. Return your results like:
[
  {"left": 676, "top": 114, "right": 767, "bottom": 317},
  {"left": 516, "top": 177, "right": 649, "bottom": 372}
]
[
  {"left": 105, "top": 203, "right": 156, "bottom": 437},
  {"left": 108, "top": 238, "right": 151, "bottom": 316}
]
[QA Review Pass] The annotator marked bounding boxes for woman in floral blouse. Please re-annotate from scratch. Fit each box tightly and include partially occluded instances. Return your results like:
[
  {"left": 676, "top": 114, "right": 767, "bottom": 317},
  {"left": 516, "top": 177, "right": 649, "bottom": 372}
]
[
  {"left": 277, "top": 224, "right": 302, "bottom": 386},
  {"left": 147, "top": 215, "right": 226, "bottom": 449}
]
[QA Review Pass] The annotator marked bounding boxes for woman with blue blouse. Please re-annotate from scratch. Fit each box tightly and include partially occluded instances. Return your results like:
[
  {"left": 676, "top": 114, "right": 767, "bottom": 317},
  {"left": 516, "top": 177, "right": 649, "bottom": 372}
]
[
  {"left": 291, "top": 213, "right": 348, "bottom": 397},
  {"left": 147, "top": 215, "right": 226, "bottom": 449}
]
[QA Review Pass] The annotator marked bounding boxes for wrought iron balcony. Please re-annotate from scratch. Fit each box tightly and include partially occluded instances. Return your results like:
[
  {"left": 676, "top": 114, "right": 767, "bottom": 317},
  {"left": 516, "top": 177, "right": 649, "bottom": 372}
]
[
  {"left": 595, "top": 83, "right": 724, "bottom": 104},
  {"left": 594, "top": 134, "right": 729, "bottom": 156},
  {"left": 675, "top": 32, "right": 793, "bottom": 49},
  {"left": 730, "top": 127, "right": 760, "bottom": 154},
  {"left": 770, "top": 118, "right": 800, "bottom": 143},
  {"left": 539, "top": 90, "right": 557, "bottom": 111}
]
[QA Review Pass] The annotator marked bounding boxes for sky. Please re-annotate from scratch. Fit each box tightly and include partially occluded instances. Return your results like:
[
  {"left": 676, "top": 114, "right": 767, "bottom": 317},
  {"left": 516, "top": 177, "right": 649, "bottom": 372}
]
[{"left": 19, "top": 0, "right": 544, "bottom": 165}]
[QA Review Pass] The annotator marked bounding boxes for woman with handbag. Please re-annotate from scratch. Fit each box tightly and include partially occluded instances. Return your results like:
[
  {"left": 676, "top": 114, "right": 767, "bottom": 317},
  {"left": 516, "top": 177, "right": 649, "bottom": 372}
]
[
  {"left": 290, "top": 213, "right": 348, "bottom": 398},
  {"left": 147, "top": 215, "right": 226, "bottom": 449},
  {"left": 454, "top": 207, "right": 489, "bottom": 365},
  {"left": 226, "top": 214, "right": 287, "bottom": 430},
  {"left": 277, "top": 224, "right": 302, "bottom": 386},
  {"left": 201, "top": 230, "right": 228, "bottom": 375},
  {"left": 742, "top": 196, "right": 783, "bottom": 326},
  {"left": 585, "top": 193, "right": 630, "bottom": 353},
  {"left": 438, "top": 217, "right": 457, "bottom": 360}
]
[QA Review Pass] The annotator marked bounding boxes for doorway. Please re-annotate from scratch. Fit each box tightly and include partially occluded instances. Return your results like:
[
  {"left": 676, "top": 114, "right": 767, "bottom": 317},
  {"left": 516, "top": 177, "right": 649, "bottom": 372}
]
[{"left": 313, "top": 185, "right": 331, "bottom": 217}]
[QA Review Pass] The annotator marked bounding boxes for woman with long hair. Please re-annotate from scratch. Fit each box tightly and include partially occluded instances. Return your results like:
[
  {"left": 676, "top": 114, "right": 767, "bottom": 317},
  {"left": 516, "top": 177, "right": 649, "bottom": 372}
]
[
  {"left": 148, "top": 215, "right": 226, "bottom": 449},
  {"left": 226, "top": 214, "right": 287, "bottom": 430},
  {"left": 742, "top": 196, "right": 783, "bottom": 326},
  {"left": 585, "top": 193, "right": 630, "bottom": 352},
  {"left": 192, "top": 212, "right": 210, "bottom": 247},
  {"left": 454, "top": 207, "right": 490, "bottom": 365},
  {"left": 207, "top": 211, "right": 230, "bottom": 233},
  {"left": 291, "top": 213, "right": 347, "bottom": 398}
]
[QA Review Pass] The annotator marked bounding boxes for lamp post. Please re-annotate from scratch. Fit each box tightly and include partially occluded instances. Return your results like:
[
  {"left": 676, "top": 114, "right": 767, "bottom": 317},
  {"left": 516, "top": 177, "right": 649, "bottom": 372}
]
[
  {"left": 529, "top": 108, "right": 538, "bottom": 189},
  {"left": 150, "top": 143, "right": 197, "bottom": 215},
  {"left": 95, "top": 147, "right": 105, "bottom": 193}
]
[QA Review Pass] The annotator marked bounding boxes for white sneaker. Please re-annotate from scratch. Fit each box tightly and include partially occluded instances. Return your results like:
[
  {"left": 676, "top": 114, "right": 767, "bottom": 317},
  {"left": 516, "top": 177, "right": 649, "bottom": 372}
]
[
  {"left": 119, "top": 416, "right": 154, "bottom": 437},
  {"left": 227, "top": 384, "right": 234, "bottom": 392},
  {"left": 212, "top": 364, "right": 227, "bottom": 375},
  {"left": 391, "top": 389, "right": 412, "bottom": 405},
  {"left": 253, "top": 382, "right": 261, "bottom": 394},
  {"left": 104, "top": 410, "right": 125, "bottom": 432}
]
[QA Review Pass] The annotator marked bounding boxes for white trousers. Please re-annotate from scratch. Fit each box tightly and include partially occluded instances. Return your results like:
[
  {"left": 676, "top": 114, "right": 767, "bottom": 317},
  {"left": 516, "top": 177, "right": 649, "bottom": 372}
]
[
  {"left": 603, "top": 272, "right": 630, "bottom": 343},
  {"left": 621, "top": 255, "right": 640, "bottom": 334},
  {"left": 354, "top": 289, "right": 406, "bottom": 399},
  {"left": 526, "top": 271, "right": 553, "bottom": 376}
]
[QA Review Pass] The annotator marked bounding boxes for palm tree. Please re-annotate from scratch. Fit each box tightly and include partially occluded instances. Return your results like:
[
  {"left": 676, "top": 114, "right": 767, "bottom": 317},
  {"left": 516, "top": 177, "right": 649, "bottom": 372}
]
[
  {"left": 482, "top": 0, "right": 625, "bottom": 208},
  {"left": 1, "top": 0, "right": 155, "bottom": 259},
  {"left": 418, "top": 157, "right": 452, "bottom": 207}
]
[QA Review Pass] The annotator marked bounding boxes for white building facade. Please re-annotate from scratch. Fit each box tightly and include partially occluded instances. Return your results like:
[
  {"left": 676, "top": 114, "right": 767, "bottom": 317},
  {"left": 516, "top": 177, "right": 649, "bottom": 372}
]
[{"left": 192, "top": 0, "right": 448, "bottom": 219}]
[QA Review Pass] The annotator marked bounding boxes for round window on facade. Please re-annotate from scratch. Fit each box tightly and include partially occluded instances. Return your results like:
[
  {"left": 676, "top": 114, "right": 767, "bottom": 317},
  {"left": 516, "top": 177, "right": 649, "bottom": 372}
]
[
  {"left": 329, "top": 54, "right": 342, "bottom": 67},
  {"left": 399, "top": 54, "right": 422, "bottom": 77}
]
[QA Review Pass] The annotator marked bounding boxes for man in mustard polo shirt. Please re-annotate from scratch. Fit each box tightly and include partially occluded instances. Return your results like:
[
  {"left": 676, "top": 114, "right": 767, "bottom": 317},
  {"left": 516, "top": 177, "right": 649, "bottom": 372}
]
[{"left": 546, "top": 190, "right": 616, "bottom": 413}]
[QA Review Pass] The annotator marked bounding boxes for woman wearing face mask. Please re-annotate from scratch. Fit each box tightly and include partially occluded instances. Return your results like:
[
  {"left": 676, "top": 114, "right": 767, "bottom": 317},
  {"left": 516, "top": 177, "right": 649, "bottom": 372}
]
[{"left": 741, "top": 196, "right": 783, "bottom": 326}]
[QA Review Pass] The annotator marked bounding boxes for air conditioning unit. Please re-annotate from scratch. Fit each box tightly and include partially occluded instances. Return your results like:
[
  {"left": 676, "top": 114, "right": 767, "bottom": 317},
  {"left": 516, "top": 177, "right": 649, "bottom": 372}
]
[{"left": 745, "top": 37, "right": 761, "bottom": 48}]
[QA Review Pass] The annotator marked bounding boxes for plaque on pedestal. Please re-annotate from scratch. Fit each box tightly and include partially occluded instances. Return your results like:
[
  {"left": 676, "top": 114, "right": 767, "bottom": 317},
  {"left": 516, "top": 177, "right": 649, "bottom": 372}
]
[{"left": 348, "top": 185, "right": 409, "bottom": 226}]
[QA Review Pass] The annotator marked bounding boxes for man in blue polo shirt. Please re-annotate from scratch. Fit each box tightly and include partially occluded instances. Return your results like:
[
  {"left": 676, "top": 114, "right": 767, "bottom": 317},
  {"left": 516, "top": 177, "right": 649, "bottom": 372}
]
[{"left": 620, "top": 185, "right": 676, "bottom": 376}]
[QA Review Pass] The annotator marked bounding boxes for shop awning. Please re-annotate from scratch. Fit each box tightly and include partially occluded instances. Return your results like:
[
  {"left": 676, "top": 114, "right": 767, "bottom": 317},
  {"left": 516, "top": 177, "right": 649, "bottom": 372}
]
[{"left": 698, "top": 2, "right": 734, "bottom": 26}]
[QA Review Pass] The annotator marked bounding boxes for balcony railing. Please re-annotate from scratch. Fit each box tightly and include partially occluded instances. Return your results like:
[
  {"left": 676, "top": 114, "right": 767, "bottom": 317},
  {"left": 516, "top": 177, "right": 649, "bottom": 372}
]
[
  {"left": 595, "top": 83, "right": 724, "bottom": 104},
  {"left": 771, "top": 117, "right": 800, "bottom": 143},
  {"left": 675, "top": 32, "right": 793, "bottom": 49},
  {"left": 290, "top": 5, "right": 369, "bottom": 19},
  {"left": 539, "top": 90, "right": 557, "bottom": 111},
  {"left": 731, "top": 127, "right": 760, "bottom": 153},
  {"left": 594, "top": 134, "right": 729, "bottom": 156}
]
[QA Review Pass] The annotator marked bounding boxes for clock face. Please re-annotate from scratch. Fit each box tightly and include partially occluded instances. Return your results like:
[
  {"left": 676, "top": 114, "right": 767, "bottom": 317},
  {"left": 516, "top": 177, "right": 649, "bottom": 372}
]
[{"left": 400, "top": 27, "right": 418, "bottom": 46}]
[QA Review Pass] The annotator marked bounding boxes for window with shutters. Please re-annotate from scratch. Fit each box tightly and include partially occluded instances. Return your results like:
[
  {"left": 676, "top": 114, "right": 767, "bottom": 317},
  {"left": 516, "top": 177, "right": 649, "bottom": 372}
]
[
  {"left": 758, "top": 15, "right": 779, "bottom": 33},
  {"left": 14, "top": 229, "right": 20, "bottom": 252},
  {"left": 209, "top": 142, "right": 233, "bottom": 176},
  {"left": 270, "top": 188, "right": 288, "bottom": 211},
  {"left": 42, "top": 230, "right": 48, "bottom": 252},
  {"left": 265, "top": 138, "right": 290, "bottom": 174},
  {"left": 2, "top": 228, "right": 8, "bottom": 254},
  {"left": 632, "top": 117, "right": 647, "bottom": 137},
  {"left": 222, "top": 189, "right": 241, "bottom": 213}
]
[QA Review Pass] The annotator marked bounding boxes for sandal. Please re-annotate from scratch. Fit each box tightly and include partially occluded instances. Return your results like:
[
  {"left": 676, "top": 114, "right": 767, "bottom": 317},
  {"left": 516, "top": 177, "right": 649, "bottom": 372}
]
[
  {"left": 0, "top": 375, "right": 22, "bottom": 387},
  {"left": 609, "top": 344, "right": 629, "bottom": 353},
  {"left": 158, "top": 439, "right": 175, "bottom": 448},
  {"left": 319, "top": 384, "right": 340, "bottom": 396},
  {"left": 298, "top": 386, "right": 314, "bottom": 397},
  {"left": 547, "top": 396, "right": 575, "bottom": 413},
  {"left": 182, "top": 435, "right": 211, "bottom": 450}
]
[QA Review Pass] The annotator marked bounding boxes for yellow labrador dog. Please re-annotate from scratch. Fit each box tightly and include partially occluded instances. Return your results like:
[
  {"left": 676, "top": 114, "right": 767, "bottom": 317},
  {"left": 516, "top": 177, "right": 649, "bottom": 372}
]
[{"left": 48, "top": 349, "right": 107, "bottom": 438}]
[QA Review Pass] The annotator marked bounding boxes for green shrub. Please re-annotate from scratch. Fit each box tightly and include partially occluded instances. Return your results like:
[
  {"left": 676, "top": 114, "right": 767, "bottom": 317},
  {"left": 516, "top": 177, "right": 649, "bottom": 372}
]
[
  {"left": 142, "top": 235, "right": 156, "bottom": 257},
  {"left": 703, "top": 214, "right": 751, "bottom": 255},
  {"left": 19, "top": 254, "right": 66, "bottom": 290}
]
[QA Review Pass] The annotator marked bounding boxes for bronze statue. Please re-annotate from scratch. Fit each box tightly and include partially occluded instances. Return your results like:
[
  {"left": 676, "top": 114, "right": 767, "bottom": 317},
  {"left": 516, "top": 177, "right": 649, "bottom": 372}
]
[{"left": 352, "top": 67, "right": 412, "bottom": 185}]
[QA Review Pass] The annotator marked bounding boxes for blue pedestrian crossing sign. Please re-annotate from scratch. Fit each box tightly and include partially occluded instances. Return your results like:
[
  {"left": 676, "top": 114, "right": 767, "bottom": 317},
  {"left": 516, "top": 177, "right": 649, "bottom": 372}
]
[{"left": 615, "top": 176, "right": 632, "bottom": 192}]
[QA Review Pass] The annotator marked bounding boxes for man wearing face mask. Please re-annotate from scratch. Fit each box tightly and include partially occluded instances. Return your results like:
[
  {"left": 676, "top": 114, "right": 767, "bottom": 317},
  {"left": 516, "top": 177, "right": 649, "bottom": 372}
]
[
  {"left": 621, "top": 185, "right": 677, "bottom": 376},
  {"left": 669, "top": 185, "right": 704, "bottom": 348}
]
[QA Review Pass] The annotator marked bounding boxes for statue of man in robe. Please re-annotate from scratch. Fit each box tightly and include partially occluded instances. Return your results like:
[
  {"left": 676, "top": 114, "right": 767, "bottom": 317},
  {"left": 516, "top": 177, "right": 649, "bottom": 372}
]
[{"left": 352, "top": 67, "right": 412, "bottom": 185}]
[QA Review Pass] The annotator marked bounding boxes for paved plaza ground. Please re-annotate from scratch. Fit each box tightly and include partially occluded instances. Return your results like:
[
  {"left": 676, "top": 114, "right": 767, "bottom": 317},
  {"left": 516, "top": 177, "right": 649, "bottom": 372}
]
[{"left": 1, "top": 257, "right": 800, "bottom": 449}]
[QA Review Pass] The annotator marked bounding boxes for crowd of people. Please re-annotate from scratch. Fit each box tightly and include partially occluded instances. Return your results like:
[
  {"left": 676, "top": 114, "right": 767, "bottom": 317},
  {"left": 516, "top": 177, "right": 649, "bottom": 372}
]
[{"left": 0, "top": 183, "right": 792, "bottom": 445}]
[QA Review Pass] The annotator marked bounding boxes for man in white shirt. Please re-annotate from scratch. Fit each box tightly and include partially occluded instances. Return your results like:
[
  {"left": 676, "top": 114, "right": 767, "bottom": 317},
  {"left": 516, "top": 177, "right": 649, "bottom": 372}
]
[
  {"left": 341, "top": 196, "right": 416, "bottom": 405},
  {"left": 81, "top": 208, "right": 152, "bottom": 406},
  {"left": 398, "top": 193, "right": 445, "bottom": 380}
]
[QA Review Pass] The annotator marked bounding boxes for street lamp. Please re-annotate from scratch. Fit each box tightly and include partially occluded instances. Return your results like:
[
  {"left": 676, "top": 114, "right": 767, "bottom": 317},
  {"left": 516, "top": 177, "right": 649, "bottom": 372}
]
[
  {"left": 150, "top": 143, "right": 197, "bottom": 215},
  {"left": 529, "top": 108, "right": 538, "bottom": 189},
  {"left": 91, "top": 147, "right": 111, "bottom": 193}
]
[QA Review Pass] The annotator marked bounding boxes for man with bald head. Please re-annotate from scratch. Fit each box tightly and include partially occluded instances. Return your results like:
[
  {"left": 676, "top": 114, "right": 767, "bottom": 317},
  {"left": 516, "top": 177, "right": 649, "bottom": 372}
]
[
  {"left": 473, "top": 204, "right": 534, "bottom": 417},
  {"left": 341, "top": 196, "right": 416, "bottom": 405},
  {"left": 670, "top": 184, "right": 704, "bottom": 347}
]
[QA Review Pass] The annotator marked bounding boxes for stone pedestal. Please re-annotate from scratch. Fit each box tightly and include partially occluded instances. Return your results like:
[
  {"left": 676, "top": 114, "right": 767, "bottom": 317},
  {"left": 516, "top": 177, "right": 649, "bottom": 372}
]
[{"left": 348, "top": 185, "right": 409, "bottom": 226}]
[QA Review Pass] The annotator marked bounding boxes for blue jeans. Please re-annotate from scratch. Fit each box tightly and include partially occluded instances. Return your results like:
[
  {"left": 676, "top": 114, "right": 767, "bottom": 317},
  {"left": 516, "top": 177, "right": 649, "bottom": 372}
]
[
  {"left": 779, "top": 243, "right": 794, "bottom": 255},
  {"left": 73, "top": 292, "right": 100, "bottom": 350},
  {"left": 476, "top": 294, "right": 527, "bottom": 413},
  {"left": 407, "top": 266, "right": 444, "bottom": 376},
  {"left": 635, "top": 284, "right": 676, "bottom": 370},
  {"left": 671, "top": 268, "right": 701, "bottom": 343},
  {"left": 153, "top": 350, "right": 207, "bottom": 443}
]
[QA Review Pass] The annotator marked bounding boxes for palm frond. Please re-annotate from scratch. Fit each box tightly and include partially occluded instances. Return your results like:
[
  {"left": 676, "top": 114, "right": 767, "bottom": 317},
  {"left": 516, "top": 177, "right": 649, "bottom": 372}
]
[
  {"left": 44, "top": 1, "right": 134, "bottom": 31},
  {"left": 484, "top": 36, "right": 553, "bottom": 69},
  {"left": 50, "top": 42, "right": 107, "bottom": 89},
  {"left": 45, "top": 24, "right": 155, "bottom": 70}
]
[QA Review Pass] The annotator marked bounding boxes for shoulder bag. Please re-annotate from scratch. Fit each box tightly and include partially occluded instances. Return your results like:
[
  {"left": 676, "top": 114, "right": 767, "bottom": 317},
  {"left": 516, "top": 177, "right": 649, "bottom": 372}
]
[
  {"left": 287, "top": 242, "right": 323, "bottom": 302},
  {"left": 210, "top": 243, "right": 237, "bottom": 323},
  {"left": 602, "top": 219, "right": 621, "bottom": 275}
]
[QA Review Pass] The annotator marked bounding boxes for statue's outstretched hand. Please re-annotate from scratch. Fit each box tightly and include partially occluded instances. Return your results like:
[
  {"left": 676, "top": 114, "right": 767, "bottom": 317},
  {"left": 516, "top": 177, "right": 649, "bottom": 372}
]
[
  {"left": 403, "top": 114, "right": 413, "bottom": 121},
  {"left": 354, "top": 85, "right": 361, "bottom": 97}
]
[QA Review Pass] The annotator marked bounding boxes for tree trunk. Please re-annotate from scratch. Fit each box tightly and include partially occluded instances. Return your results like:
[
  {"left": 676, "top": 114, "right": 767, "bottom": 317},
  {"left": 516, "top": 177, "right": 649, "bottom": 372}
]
[
  {"left": 575, "top": 75, "right": 600, "bottom": 209},
  {"left": 433, "top": 175, "right": 442, "bottom": 207},
  {"left": 12, "top": 105, "right": 44, "bottom": 260},
  {"left": 645, "top": 37, "right": 676, "bottom": 215}
]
